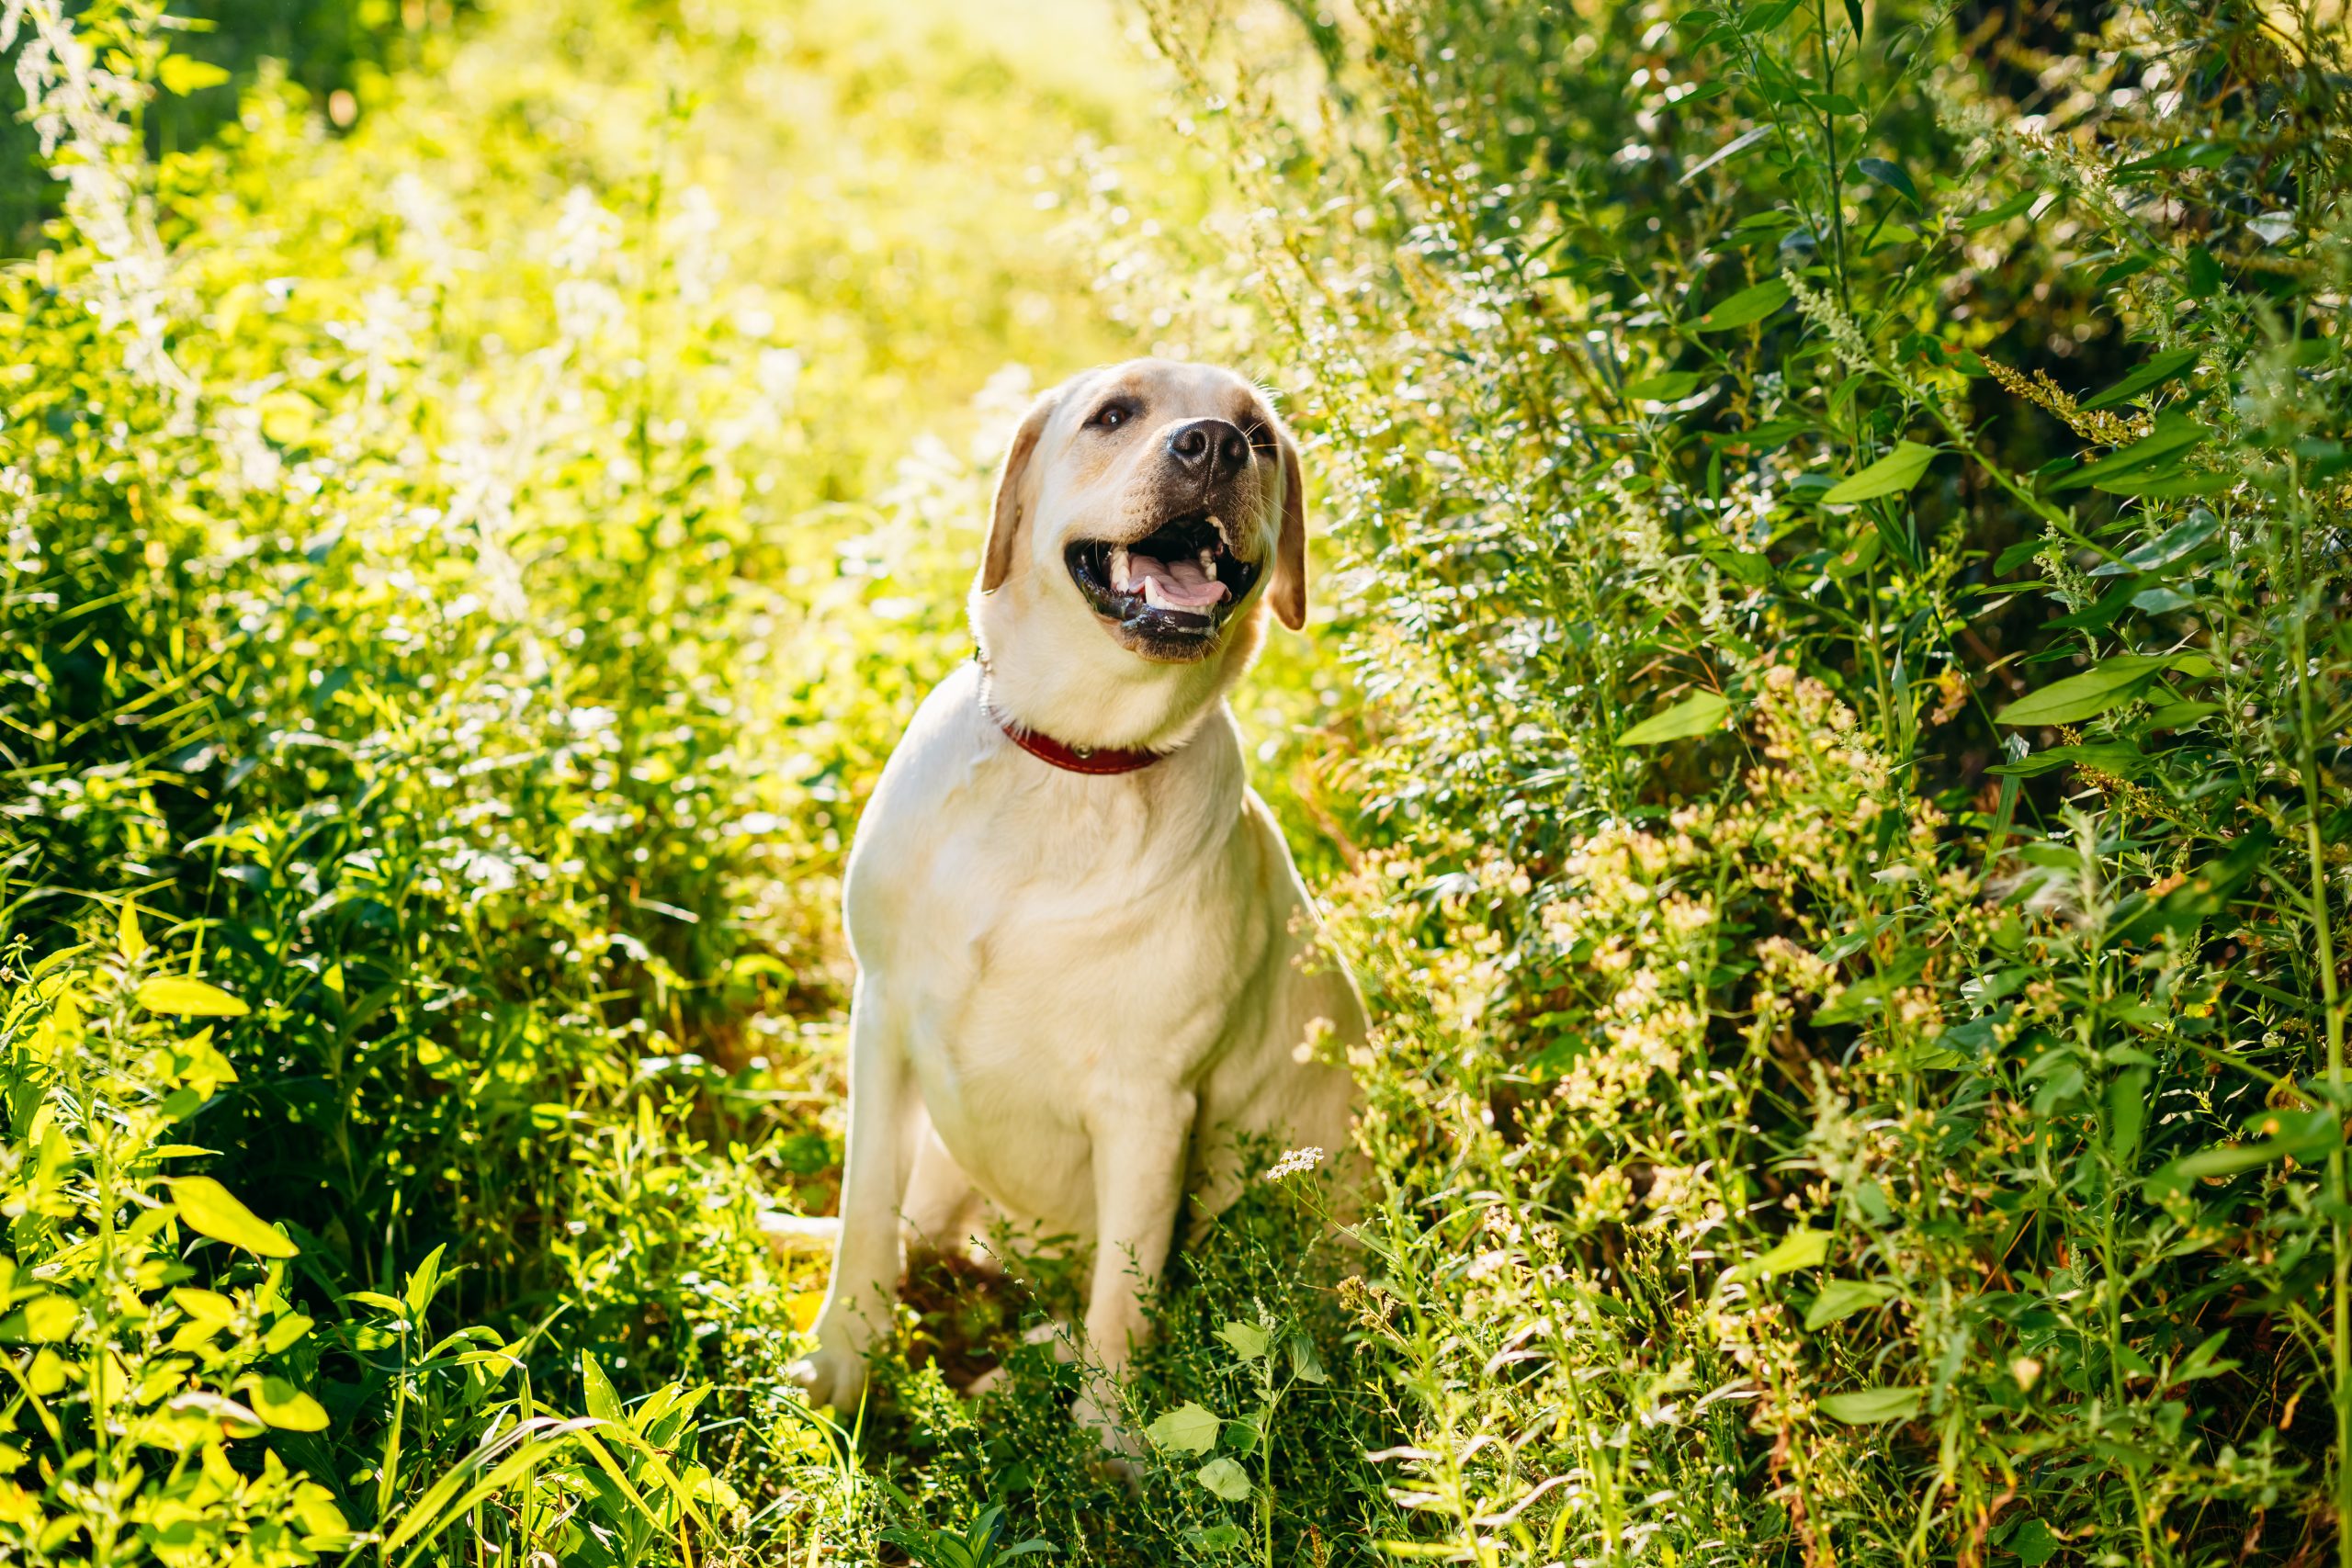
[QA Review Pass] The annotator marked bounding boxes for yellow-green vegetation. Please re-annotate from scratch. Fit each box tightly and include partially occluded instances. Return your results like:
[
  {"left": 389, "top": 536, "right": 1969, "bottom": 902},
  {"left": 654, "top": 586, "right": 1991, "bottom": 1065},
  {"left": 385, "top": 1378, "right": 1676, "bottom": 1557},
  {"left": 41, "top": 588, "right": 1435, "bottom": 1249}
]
[{"left": 6, "top": 0, "right": 2352, "bottom": 1564}]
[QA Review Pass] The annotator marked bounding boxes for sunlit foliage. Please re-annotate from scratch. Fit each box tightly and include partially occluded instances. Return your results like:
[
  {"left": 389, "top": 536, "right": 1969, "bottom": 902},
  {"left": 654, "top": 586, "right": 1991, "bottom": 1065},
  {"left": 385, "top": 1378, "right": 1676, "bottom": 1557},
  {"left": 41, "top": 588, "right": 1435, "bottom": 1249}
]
[{"left": 6, "top": 0, "right": 2350, "bottom": 1563}]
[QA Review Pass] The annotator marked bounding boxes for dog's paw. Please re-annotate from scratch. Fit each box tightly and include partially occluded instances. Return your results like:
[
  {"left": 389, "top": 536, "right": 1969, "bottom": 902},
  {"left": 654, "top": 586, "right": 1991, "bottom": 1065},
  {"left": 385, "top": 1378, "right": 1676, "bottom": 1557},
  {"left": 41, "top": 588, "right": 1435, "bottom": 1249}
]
[{"left": 786, "top": 1341, "right": 870, "bottom": 1412}]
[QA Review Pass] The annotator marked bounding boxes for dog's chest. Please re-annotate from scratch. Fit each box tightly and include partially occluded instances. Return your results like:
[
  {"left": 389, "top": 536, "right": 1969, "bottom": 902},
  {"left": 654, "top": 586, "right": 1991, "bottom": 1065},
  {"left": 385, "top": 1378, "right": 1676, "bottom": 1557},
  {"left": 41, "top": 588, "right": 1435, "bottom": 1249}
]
[{"left": 851, "top": 759, "right": 1268, "bottom": 1139}]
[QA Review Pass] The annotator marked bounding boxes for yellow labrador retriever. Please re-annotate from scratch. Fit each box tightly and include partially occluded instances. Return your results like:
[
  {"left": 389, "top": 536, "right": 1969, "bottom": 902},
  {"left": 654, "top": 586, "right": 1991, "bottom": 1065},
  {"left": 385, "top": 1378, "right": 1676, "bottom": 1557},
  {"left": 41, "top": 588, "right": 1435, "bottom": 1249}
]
[{"left": 781, "top": 358, "right": 1363, "bottom": 1443}]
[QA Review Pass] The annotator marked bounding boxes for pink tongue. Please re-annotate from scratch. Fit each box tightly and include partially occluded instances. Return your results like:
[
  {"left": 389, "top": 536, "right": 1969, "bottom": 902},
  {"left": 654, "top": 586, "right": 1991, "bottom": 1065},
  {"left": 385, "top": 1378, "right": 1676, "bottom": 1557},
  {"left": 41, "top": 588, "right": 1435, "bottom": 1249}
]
[{"left": 1127, "top": 552, "right": 1229, "bottom": 610}]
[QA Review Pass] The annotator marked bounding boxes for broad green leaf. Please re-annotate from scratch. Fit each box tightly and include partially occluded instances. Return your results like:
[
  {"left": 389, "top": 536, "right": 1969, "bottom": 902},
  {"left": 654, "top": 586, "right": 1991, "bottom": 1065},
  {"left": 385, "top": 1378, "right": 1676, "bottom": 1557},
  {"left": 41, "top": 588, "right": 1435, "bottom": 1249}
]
[
  {"left": 136, "top": 976, "right": 250, "bottom": 1017},
  {"left": 1804, "top": 1279, "right": 1893, "bottom": 1330},
  {"left": 1618, "top": 691, "right": 1731, "bottom": 746},
  {"left": 1993, "top": 655, "right": 2169, "bottom": 727},
  {"left": 1747, "top": 1228, "right": 1832, "bottom": 1277},
  {"left": 1195, "top": 1456, "right": 1252, "bottom": 1501},
  {"left": 1216, "top": 1321, "right": 1271, "bottom": 1360},
  {"left": 2093, "top": 468, "right": 2231, "bottom": 498},
  {"left": 1822, "top": 441, "right": 1936, "bottom": 504},
  {"left": 1288, "top": 1333, "right": 1329, "bottom": 1384},
  {"left": 1147, "top": 1402, "right": 1222, "bottom": 1454},
  {"left": 2050, "top": 412, "right": 2211, "bottom": 491},
  {"left": 581, "top": 1351, "right": 624, "bottom": 1423},
  {"left": 1697, "top": 278, "right": 1791, "bottom": 331},
  {"left": 243, "top": 1375, "right": 330, "bottom": 1431},
  {"left": 2009, "top": 1519, "right": 2060, "bottom": 1568},
  {"left": 2081, "top": 347, "right": 2200, "bottom": 411},
  {"left": 158, "top": 55, "right": 232, "bottom": 96},
  {"left": 169, "top": 1176, "right": 298, "bottom": 1258},
  {"left": 9, "top": 1294, "right": 76, "bottom": 1342},
  {"left": 2089, "top": 511, "right": 2221, "bottom": 577},
  {"left": 1962, "top": 189, "right": 2037, "bottom": 231},
  {"left": 118, "top": 900, "right": 147, "bottom": 962},
  {"left": 1818, "top": 1386, "right": 1924, "bottom": 1424},
  {"left": 406, "top": 1243, "right": 448, "bottom": 1318},
  {"left": 1855, "top": 157, "right": 1917, "bottom": 207},
  {"left": 1624, "top": 370, "right": 1707, "bottom": 400}
]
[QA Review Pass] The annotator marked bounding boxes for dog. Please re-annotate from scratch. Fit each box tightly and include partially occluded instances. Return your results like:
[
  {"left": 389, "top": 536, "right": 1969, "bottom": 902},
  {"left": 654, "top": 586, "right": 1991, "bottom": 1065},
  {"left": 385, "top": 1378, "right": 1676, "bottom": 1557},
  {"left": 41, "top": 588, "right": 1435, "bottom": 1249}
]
[{"left": 777, "top": 358, "right": 1365, "bottom": 1445}]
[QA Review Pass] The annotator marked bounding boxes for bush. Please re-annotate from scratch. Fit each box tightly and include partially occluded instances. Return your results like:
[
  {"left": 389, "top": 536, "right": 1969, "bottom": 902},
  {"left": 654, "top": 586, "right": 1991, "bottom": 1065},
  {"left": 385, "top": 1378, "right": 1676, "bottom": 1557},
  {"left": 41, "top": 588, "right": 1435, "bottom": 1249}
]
[
  {"left": 0, "top": 0, "right": 1166, "bottom": 1558},
  {"left": 1148, "top": 0, "right": 2351, "bottom": 1560}
]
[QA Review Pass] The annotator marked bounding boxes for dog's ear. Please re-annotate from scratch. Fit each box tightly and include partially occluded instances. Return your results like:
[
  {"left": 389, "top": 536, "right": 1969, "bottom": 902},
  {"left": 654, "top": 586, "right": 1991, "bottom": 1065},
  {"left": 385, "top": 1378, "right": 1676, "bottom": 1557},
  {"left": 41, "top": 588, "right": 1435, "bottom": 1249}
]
[
  {"left": 980, "top": 389, "right": 1060, "bottom": 594},
  {"left": 1268, "top": 423, "right": 1309, "bottom": 631}
]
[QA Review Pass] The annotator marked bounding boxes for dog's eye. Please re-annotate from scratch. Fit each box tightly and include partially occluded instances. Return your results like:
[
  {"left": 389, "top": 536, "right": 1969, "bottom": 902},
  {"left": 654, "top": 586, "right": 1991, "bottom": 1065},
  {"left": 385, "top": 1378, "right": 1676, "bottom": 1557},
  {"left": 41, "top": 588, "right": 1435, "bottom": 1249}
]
[{"left": 1089, "top": 401, "right": 1135, "bottom": 431}]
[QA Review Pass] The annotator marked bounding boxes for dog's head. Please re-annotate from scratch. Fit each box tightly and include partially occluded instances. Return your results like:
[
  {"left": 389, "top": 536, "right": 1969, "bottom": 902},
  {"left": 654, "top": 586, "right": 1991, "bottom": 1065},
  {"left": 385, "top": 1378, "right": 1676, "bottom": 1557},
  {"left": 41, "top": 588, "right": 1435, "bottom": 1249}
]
[{"left": 968, "top": 359, "right": 1309, "bottom": 752}]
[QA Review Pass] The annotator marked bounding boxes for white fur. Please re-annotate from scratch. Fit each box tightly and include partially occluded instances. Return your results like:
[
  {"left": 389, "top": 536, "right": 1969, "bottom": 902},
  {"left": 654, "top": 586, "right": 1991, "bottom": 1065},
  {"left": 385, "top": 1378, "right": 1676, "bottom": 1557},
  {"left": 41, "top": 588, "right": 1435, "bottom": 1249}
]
[{"left": 786, "top": 360, "right": 1363, "bottom": 1445}]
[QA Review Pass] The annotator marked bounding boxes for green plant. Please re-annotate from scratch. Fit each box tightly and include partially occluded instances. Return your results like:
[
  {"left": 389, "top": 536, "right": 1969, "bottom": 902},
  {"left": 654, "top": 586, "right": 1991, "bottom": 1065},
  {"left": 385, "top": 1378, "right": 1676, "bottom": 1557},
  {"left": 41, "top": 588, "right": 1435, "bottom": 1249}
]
[
  {"left": 1138, "top": 0, "right": 2352, "bottom": 1559},
  {"left": 880, "top": 1501, "right": 1060, "bottom": 1568}
]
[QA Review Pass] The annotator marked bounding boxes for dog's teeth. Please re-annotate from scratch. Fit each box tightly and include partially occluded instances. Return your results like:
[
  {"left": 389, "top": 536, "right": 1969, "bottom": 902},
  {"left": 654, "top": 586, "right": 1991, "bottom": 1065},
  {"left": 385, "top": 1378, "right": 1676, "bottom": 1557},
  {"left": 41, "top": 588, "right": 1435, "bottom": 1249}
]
[
  {"left": 1142, "top": 578, "right": 1172, "bottom": 610},
  {"left": 1200, "top": 548, "right": 1217, "bottom": 581},
  {"left": 1110, "top": 546, "right": 1131, "bottom": 592}
]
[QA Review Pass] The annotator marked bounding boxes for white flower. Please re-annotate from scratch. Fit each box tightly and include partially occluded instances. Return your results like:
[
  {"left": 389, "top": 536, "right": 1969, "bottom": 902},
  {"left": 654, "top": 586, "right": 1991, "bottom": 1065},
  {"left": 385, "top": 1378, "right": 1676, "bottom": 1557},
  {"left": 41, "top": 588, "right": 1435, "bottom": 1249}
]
[{"left": 1263, "top": 1146, "right": 1325, "bottom": 1182}]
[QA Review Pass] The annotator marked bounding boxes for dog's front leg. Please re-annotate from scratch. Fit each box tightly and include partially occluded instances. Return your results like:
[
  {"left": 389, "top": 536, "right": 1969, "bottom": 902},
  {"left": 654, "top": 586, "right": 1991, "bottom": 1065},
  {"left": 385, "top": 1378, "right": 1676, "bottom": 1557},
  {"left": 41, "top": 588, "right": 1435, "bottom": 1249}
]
[
  {"left": 791, "top": 981, "right": 912, "bottom": 1411},
  {"left": 1071, "top": 1086, "right": 1195, "bottom": 1453}
]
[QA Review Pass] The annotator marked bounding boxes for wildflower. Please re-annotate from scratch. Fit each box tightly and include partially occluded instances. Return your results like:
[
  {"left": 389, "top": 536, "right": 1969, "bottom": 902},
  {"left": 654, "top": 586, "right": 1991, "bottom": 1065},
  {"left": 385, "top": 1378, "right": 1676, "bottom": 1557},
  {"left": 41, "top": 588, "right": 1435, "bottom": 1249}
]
[{"left": 1263, "top": 1146, "right": 1325, "bottom": 1182}]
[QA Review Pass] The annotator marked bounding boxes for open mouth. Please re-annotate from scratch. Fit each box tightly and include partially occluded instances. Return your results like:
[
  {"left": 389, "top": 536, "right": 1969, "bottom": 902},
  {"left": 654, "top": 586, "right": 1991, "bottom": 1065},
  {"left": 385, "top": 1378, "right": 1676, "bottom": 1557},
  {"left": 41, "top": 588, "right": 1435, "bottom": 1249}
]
[{"left": 1065, "top": 512, "right": 1262, "bottom": 640}]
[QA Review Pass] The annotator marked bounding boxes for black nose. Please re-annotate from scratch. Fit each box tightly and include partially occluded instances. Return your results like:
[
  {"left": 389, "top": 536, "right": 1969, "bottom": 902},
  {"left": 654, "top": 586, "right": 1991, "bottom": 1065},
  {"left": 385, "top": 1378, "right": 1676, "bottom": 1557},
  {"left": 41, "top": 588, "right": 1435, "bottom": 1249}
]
[{"left": 1165, "top": 418, "right": 1251, "bottom": 479}]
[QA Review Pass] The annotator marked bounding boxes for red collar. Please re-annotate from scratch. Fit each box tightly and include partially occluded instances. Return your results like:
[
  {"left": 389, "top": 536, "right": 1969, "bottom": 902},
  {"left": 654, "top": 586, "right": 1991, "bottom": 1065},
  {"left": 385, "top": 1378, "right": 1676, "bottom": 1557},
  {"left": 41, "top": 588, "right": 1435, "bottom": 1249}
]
[
  {"left": 995, "top": 714, "right": 1167, "bottom": 775},
  {"left": 981, "top": 680, "right": 1167, "bottom": 775}
]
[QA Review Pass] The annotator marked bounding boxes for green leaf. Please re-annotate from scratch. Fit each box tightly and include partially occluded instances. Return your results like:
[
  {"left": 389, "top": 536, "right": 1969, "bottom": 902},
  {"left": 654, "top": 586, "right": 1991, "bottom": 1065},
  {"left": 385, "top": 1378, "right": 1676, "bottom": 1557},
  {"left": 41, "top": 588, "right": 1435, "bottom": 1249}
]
[
  {"left": 136, "top": 976, "right": 250, "bottom": 1017},
  {"left": 1697, "top": 278, "right": 1791, "bottom": 331},
  {"left": 1822, "top": 440, "right": 1936, "bottom": 503},
  {"left": 2092, "top": 468, "right": 2232, "bottom": 498},
  {"left": 1216, "top": 1321, "right": 1271, "bottom": 1360},
  {"left": 1624, "top": 370, "right": 1707, "bottom": 400},
  {"left": 1195, "top": 1457, "right": 1252, "bottom": 1501},
  {"left": 1288, "top": 1333, "right": 1329, "bottom": 1384},
  {"left": 2174, "top": 1327, "right": 2238, "bottom": 1382},
  {"left": 2089, "top": 511, "right": 2220, "bottom": 576},
  {"left": 1962, "top": 189, "right": 2037, "bottom": 231},
  {"left": 168, "top": 1176, "right": 298, "bottom": 1258},
  {"left": 1818, "top": 1386, "right": 1924, "bottom": 1424},
  {"left": 581, "top": 1351, "right": 624, "bottom": 1423},
  {"left": 2081, "top": 347, "right": 2200, "bottom": 411},
  {"left": 406, "top": 1243, "right": 448, "bottom": 1318},
  {"left": 1147, "top": 1402, "right": 1222, "bottom": 1455},
  {"left": 6, "top": 1294, "right": 76, "bottom": 1342},
  {"left": 1679, "top": 126, "right": 1772, "bottom": 186},
  {"left": 2184, "top": 245, "right": 2223, "bottom": 299},
  {"left": 1747, "top": 1228, "right": 1832, "bottom": 1277},
  {"left": 1803, "top": 1279, "right": 1893, "bottom": 1330},
  {"left": 2050, "top": 412, "right": 2211, "bottom": 491},
  {"left": 158, "top": 55, "right": 232, "bottom": 96},
  {"left": 2111, "top": 831, "right": 2269, "bottom": 944},
  {"left": 243, "top": 1375, "right": 330, "bottom": 1431},
  {"left": 1985, "top": 742, "right": 2146, "bottom": 779},
  {"left": 1855, "top": 157, "right": 1917, "bottom": 207},
  {"left": 1618, "top": 691, "right": 1731, "bottom": 746},
  {"left": 1993, "top": 655, "right": 2170, "bottom": 727},
  {"left": 2107, "top": 1067, "right": 2152, "bottom": 1164},
  {"left": 2009, "top": 1518, "right": 2059, "bottom": 1568},
  {"left": 118, "top": 900, "right": 147, "bottom": 962}
]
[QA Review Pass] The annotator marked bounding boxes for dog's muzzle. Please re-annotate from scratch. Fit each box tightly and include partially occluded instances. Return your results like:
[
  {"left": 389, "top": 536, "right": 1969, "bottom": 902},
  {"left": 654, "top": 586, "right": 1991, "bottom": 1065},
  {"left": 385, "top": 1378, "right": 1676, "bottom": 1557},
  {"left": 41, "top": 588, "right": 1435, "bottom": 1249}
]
[{"left": 1064, "top": 511, "right": 1262, "bottom": 648}]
